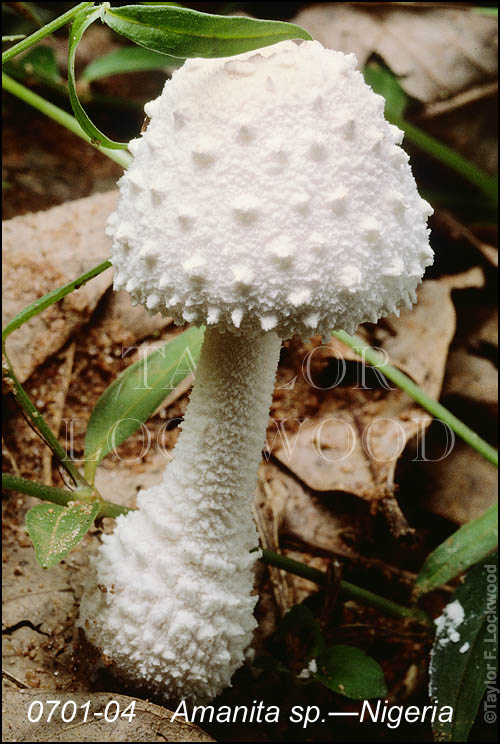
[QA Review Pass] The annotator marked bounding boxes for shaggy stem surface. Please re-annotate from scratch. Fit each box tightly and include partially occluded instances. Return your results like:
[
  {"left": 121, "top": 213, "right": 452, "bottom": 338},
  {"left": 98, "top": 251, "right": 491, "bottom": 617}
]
[{"left": 79, "top": 327, "right": 282, "bottom": 701}]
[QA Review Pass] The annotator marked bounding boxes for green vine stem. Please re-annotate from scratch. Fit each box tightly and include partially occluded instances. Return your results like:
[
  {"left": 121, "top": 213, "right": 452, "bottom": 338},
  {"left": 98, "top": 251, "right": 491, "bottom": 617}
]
[
  {"left": 260, "top": 549, "right": 431, "bottom": 625},
  {"left": 2, "top": 473, "right": 130, "bottom": 519},
  {"left": 2, "top": 2, "right": 95, "bottom": 64},
  {"left": 2, "top": 259, "right": 111, "bottom": 343},
  {"left": 2, "top": 348, "right": 89, "bottom": 489},
  {"left": 2, "top": 73, "right": 132, "bottom": 170},
  {"left": 333, "top": 330, "right": 498, "bottom": 468}
]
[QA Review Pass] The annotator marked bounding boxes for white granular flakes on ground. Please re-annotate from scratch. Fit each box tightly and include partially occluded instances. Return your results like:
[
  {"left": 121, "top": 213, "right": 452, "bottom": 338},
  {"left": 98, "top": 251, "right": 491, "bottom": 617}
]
[{"left": 108, "top": 39, "right": 433, "bottom": 341}]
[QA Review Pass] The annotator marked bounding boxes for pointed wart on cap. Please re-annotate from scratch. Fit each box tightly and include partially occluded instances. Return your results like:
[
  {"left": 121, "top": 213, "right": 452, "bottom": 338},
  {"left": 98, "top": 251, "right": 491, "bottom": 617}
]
[
  {"left": 232, "top": 264, "right": 254, "bottom": 285},
  {"left": 288, "top": 288, "right": 312, "bottom": 306},
  {"left": 231, "top": 195, "right": 262, "bottom": 224},
  {"left": 144, "top": 98, "right": 161, "bottom": 119},
  {"left": 224, "top": 59, "right": 256, "bottom": 77},
  {"left": 260, "top": 314, "right": 278, "bottom": 331},
  {"left": 326, "top": 188, "right": 348, "bottom": 212},
  {"left": 231, "top": 308, "right": 244, "bottom": 328},
  {"left": 127, "top": 138, "right": 141, "bottom": 156},
  {"left": 360, "top": 216, "right": 382, "bottom": 240}
]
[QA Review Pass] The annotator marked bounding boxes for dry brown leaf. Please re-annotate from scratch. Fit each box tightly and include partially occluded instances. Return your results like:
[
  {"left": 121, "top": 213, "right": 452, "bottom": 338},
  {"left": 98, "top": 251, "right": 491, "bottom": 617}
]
[
  {"left": 255, "top": 461, "right": 417, "bottom": 599},
  {"left": 1, "top": 689, "right": 214, "bottom": 742},
  {"left": 2, "top": 192, "right": 117, "bottom": 382},
  {"left": 443, "top": 348, "right": 498, "bottom": 410},
  {"left": 2, "top": 192, "right": 173, "bottom": 385},
  {"left": 97, "top": 289, "right": 172, "bottom": 350},
  {"left": 269, "top": 275, "right": 468, "bottom": 507},
  {"left": 2, "top": 529, "right": 93, "bottom": 691},
  {"left": 473, "top": 308, "right": 498, "bottom": 350},
  {"left": 416, "top": 92, "right": 498, "bottom": 176},
  {"left": 418, "top": 439, "right": 498, "bottom": 524},
  {"left": 432, "top": 209, "right": 499, "bottom": 269},
  {"left": 293, "top": 4, "right": 498, "bottom": 103}
]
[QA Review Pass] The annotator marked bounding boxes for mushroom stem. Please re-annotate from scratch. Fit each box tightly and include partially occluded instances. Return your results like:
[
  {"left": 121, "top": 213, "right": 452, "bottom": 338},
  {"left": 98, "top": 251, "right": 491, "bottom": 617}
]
[
  {"left": 166, "top": 327, "right": 282, "bottom": 536},
  {"left": 79, "top": 327, "right": 282, "bottom": 702}
]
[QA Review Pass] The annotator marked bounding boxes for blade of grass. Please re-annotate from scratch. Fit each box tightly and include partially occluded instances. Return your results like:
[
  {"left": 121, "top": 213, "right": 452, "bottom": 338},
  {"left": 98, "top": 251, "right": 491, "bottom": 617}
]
[
  {"left": 2, "top": 2, "right": 94, "bottom": 64},
  {"left": 2, "top": 473, "right": 130, "bottom": 518},
  {"left": 473, "top": 7, "right": 498, "bottom": 16},
  {"left": 81, "top": 46, "right": 184, "bottom": 82},
  {"left": 333, "top": 330, "right": 498, "bottom": 468},
  {"left": 2, "top": 72, "right": 132, "bottom": 169}
]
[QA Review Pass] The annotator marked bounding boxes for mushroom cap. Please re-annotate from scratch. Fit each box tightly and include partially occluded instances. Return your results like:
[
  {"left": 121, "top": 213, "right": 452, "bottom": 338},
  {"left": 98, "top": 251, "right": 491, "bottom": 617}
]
[{"left": 108, "top": 39, "right": 433, "bottom": 339}]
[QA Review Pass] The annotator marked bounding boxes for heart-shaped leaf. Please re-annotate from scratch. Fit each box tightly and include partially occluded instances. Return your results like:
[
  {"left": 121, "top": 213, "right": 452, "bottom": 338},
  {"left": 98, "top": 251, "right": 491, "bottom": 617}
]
[{"left": 26, "top": 501, "right": 99, "bottom": 568}]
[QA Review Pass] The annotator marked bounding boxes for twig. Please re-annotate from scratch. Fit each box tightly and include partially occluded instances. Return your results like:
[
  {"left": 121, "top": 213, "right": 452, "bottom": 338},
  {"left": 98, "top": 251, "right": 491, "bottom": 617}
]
[
  {"left": 2, "top": 437, "right": 20, "bottom": 477},
  {"left": 419, "top": 82, "right": 498, "bottom": 119},
  {"left": 43, "top": 342, "right": 76, "bottom": 486},
  {"left": 2, "top": 669, "right": 29, "bottom": 689}
]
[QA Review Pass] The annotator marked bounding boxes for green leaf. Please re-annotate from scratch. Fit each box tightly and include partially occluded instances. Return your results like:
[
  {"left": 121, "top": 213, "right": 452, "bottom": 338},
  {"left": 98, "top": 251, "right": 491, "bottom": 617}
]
[
  {"left": 281, "top": 604, "right": 326, "bottom": 662},
  {"left": 102, "top": 4, "right": 312, "bottom": 59},
  {"left": 25, "top": 501, "right": 99, "bottom": 568},
  {"left": 19, "top": 45, "right": 61, "bottom": 83},
  {"left": 67, "top": 6, "right": 129, "bottom": 149},
  {"left": 429, "top": 553, "right": 498, "bottom": 742},
  {"left": 315, "top": 645, "right": 388, "bottom": 700},
  {"left": 415, "top": 504, "right": 498, "bottom": 595},
  {"left": 82, "top": 46, "right": 183, "bottom": 82},
  {"left": 363, "top": 61, "right": 408, "bottom": 119},
  {"left": 83, "top": 326, "right": 205, "bottom": 482}
]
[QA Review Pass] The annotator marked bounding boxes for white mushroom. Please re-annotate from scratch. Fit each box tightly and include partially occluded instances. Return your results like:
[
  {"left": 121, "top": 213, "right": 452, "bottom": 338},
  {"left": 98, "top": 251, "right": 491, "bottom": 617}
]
[{"left": 78, "top": 40, "right": 433, "bottom": 703}]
